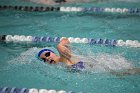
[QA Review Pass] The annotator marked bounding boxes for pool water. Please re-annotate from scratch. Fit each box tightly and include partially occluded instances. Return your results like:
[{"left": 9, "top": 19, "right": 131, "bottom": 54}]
[{"left": 0, "top": 0, "right": 140, "bottom": 93}]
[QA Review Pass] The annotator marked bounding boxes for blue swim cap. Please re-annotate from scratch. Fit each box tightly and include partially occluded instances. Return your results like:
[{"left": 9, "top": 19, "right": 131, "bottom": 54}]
[{"left": 38, "top": 49, "right": 54, "bottom": 57}]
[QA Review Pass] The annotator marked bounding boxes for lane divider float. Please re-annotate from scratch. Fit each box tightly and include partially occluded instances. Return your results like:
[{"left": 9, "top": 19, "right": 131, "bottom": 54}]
[
  {"left": 0, "top": 35, "right": 140, "bottom": 47},
  {"left": 0, "top": 87, "right": 79, "bottom": 93},
  {"left": 0, "top": 5, "right": 139, "bottom": 14}
]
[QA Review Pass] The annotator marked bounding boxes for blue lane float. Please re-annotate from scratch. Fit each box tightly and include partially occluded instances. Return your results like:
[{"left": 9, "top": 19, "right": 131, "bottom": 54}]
[
  {"left": 0, "top": 87, "right": 9, "bottom": 93},
  {"left": 0, "top": 87, "right": 28, "bottom": 93},
  {"left": 10, "top": 87, "right": 17, "bottom": 93},
  {"left": 0, "top": 35, "right": 139, "bottom": 48},
  {"left": 33, "top": 36, "right": 60, "bottom": 42},
  {"left": 0, "top": 5, "right": 140, "bottom": 14}
]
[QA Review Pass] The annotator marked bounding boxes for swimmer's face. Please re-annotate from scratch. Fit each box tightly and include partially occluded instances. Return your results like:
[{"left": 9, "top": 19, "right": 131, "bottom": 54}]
[{"left": 40, "top": 51, "right": 56, "bottom": 64}]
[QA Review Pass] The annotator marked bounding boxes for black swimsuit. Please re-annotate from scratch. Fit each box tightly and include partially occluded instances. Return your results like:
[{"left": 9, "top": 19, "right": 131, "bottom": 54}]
[{"left": 54, "top": 0, "right": 66, "bottom": 3}]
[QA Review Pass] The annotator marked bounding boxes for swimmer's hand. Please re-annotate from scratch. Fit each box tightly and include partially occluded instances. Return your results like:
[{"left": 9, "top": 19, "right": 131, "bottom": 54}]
[
  {"left": 60, "top": 38, "right": 70, "bottom": 45},
  {"left": 57, "top": 38, "right": 71, "bottom": 59}
]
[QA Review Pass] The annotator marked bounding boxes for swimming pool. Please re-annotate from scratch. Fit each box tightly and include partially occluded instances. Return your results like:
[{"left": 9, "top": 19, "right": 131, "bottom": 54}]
[{"left": 0, "top": 0, "right": 140, "bottom": 93}]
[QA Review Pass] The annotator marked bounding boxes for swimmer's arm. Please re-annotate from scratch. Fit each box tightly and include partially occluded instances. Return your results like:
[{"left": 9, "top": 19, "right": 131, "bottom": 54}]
[{"left": 57, "top": 38, "right": 71, "bottom": 60}]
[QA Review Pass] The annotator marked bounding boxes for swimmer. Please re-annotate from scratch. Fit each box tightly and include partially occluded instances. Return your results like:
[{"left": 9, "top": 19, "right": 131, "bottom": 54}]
[
  {"left": 27, "top": 0, "right": 91, "bottom": 5},
  {"left": 38, "top": 38, "right": 140, "bottom": 74},
  {"left": 38, "top": 38, "right": 85, "bottom": 70}
]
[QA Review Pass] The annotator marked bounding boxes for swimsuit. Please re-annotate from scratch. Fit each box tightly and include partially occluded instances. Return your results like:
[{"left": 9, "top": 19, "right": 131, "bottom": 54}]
[{"left": 71, "top": 61, "right": 85, "bottom": 71}]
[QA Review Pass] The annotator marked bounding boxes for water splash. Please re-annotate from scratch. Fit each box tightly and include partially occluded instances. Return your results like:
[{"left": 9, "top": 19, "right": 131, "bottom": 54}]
[
  {"left": 7, "top": 47, "right": 133, "bottom": 73},
  {"left": 69, "top": 45, "right": 133, "bottom": 73}
]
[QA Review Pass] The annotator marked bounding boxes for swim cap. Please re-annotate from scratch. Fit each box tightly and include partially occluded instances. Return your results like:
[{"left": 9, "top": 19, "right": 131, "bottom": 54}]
[{"left": 38, "top": 49, "right": 54, "bottom": 57}]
